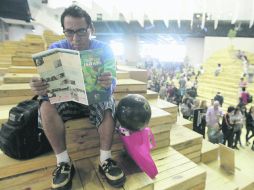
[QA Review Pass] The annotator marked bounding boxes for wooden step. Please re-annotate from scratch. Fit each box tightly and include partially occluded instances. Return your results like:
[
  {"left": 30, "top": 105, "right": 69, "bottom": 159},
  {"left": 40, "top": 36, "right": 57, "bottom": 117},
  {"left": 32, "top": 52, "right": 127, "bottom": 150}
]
[
  {"left": 0, "top": 105, "right": 173, "bottom": 179},
  {"left": 0, "top": 147, "right": 206, "bottom": 190},
  {"left": 199, "top": 163, "right": 238, "bottom": 190},
  {"left": 3, "top": 73, "right": 39, "bottom": 83},
  {"left": 0, "top": 96, "right": 175, "bottom": 126},
  {"left": 8, "top": 66, "right": 37, "bottom": 74},
  {"left": 201, "top": 140, "right": 219, "bottom": 163},
  {"left": 146, "top": 90, "right": 158, "bottom": 99},
  {"left": 116, "top": 70, "right": 130, "bottom": 79},
  {"left": 2, "top": 71, "right": 130, "bottom": 83},
  {"left": 0, "top": 79, "right": 147, "bottom": 105},
  {"left": 176, "top": 116, "right": 193, "bottom": 130},
  {"left": 149, "top": 98, "right": 178, "bottom": 114},
  {"left": 0, "top": 68, "right": 8, "bottom": 75},
  {"left": 170, "top": 125, "right": 203, "bottom": 163},
  {"left": 117, "top": 65, "right": 147, "bottom": 83},
  {"left": 12, "top": 56, "right": 34, "bottom": 66},
  {"left": 200, "top": 161, "right": 254, "bottom": 190}
]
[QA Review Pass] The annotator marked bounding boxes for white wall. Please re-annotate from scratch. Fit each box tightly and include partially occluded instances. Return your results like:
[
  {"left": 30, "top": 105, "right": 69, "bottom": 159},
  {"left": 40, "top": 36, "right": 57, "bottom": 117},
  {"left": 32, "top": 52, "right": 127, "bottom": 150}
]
[
  {"left": 184, "top": 37, "right": 204, "bottom": 68},
  {"left": 203, "top": 37, "right": 254, "bottom": 60}
]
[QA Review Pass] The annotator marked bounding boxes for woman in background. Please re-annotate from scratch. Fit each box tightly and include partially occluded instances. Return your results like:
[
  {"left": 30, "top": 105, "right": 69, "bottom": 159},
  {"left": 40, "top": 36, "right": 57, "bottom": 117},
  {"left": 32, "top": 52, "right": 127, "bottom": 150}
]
[
  {"left": 230, "top": 107, "right": 244, "bottom": 150},
  {"left": 246, "top": 106, "right": 254, "bottom": 150}
]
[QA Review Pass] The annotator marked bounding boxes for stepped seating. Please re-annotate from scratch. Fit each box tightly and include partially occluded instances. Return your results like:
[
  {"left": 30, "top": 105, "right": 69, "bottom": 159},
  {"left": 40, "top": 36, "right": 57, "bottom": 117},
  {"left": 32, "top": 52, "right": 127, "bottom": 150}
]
[
  {"left": 0, "top": 147, "right": 206, "bottom": 190},
  {"left": 201, "top": 140, "right": 219, "bottom": 163},
  {"left": 198, "top": 49, "right": 243, "bottom": 108},
  {"left": 200, "top": 161, "right": 254, "bottom": 190},
  {"left": 0, "top": 52, "right": 208, "bottom": 189},
  {"left": 2, "top": 36, "right": 254, "bottom": 189},
  {"left": 170, "top": 125, "right": 203, "bottom": 163},
  {"left": 198, "top": 48, "right": 254, "bottom": 109}
]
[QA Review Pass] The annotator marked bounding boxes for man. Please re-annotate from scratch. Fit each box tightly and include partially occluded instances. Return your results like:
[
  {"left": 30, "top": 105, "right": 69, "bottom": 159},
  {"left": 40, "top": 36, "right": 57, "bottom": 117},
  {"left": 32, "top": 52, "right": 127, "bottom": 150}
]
[
  {"left": 206, "top": 101, "right": 224, "bottom": 143},
  {"left": 214, "top": 92, "right": 224, "bottom": 107},
  {"left": 29, "top": 5, "right": 125, "bottom": 189}
]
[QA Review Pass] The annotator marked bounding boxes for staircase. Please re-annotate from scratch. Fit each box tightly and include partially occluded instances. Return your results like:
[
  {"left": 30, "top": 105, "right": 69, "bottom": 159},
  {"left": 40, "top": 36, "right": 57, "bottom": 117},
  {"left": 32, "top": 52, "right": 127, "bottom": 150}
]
[
  {"left": 0, "top": 33, "right": 254, "bottom": 189},
  {"left": 198, "top": 47, "right": 254, "bottom": 110}
]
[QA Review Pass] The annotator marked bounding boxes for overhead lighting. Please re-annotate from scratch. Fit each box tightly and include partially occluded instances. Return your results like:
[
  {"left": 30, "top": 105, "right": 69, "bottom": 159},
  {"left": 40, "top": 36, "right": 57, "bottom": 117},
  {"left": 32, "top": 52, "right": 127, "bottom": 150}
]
[{"left": 47, "top": 0, "right": 73, "bottom": 9}]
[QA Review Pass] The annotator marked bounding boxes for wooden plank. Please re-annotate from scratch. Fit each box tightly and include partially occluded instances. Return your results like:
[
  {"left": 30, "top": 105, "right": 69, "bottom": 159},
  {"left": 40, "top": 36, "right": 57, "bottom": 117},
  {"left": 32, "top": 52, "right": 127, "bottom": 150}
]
[
  {"left": 0, "top": 83, "right": 33, "bottom": 97},
  {"left": 219, "top": 144, "right": 235, "bottom": 174},
  {"left": 149, "top": 98, "right": 178, "bottom": 114},
  {"left": 8, "top": 66, "right": 37, "bottom": 73},
  {"left": 117, "top": 65, "right": 147, "bottom": 83},
  {"left": 0, "top": 79, "right": 146, "bottom": 97},
  {"left": 3, "top": 73, "right": 39, "bottom": 83},
  {"left": 201, "top": 140, "right": 219, "bottom": 163},
  {"left": 90, "top": 154, "right": 153, "bottom": 190},
  {"left": 116, "top": 71, "right": 130, "bottom": 79},
  {"left": 115, "top": 79, "right": 147, "bottom": 93},
  {"left": 75, "top": 158, "right": 104, "bottom": 189},
  {"left": 0, "top": 95, "right": 32, "bottom": 107}
]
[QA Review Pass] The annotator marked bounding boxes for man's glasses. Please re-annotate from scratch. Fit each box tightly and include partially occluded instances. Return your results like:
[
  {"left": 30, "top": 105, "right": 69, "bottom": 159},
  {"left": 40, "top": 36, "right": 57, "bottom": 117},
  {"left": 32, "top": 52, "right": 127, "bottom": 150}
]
[{"left": 63, "top": 27, "right": 90, "bottom": 37}]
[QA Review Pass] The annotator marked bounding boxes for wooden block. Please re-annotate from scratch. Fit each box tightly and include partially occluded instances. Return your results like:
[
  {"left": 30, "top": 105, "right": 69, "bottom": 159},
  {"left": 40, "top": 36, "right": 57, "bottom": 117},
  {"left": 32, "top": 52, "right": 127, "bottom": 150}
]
[
  {"left": 8, "top": 66, "right": 37, "bottom": 73},
  {"left": 199, "top": 163, "right": 239, "bottom": 190},
  {"left": 75, "top": 159, "right": 105, "bottom": 189},
  {"left": 115, "top": 79, "right": 147, "bottom": 93},
  {"left": 152, "top": 147, "right": 206, "bottom": 190},
  {"left": 0, "top": 79, "right": 146, "bottom": 98},
  {"left": 146, "top": 90, "right": 158, "bottom": 99},
  {"left": 149, "top": 98, "right": 178, "bottom": 115},
  {"left": 0, "top": 95, "right": 32, "bottom": 107},
  {"left": 91, "top": 153, "right": 154, "bottom": 190},
  {"left": 12, "top": 56, "right": 34, "bottom": 66},
  {"left": 176, "top": 117, "right": 193, "bottom": 129},
  {"left": 170, "top": 126, "right": 203, "bottom": 163},
  {"left": 219, "top": 144, "right": 235, "bottom": 174},
  {"left": 116, "top": 71, "right": 130, "bottom": 79},
  {"left": 3, "top": 73, "right": 39, "bottom": 83},
  {"left": 201, "top": 140, "right": 219, "bottom": 163},
  {"left": 117, "top": 65, "right": 148, "bottom": 83},
  {"left": 0, "top": 83, "right": 33, "bottom": 97}
]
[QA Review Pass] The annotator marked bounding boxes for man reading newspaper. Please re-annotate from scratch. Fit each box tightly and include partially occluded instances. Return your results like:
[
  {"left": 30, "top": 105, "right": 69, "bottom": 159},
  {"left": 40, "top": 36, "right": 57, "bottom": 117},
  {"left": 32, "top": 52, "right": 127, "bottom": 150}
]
[{"left": 29, "top": 5, "right": 125, "bottom": 189}]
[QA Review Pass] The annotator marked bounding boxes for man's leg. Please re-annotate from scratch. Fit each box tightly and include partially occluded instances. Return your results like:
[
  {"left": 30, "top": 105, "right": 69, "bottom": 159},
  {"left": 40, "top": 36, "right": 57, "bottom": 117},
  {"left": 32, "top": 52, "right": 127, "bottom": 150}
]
[
  {"left": 98, "top": 110, "right": 125, "bottom": 187},
  {"left": 40, "top": 101, "right": 66, "bottom": 154},
  {"left": 40, "top": 101, "right": 74, "bottom": 189}
]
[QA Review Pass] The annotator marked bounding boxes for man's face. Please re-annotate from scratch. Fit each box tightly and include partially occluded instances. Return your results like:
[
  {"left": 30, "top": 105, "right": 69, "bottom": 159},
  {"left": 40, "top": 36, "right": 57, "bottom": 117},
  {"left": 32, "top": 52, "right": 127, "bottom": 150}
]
[{"left": 63, "top": 16, "right": 92, "bottom": 51}]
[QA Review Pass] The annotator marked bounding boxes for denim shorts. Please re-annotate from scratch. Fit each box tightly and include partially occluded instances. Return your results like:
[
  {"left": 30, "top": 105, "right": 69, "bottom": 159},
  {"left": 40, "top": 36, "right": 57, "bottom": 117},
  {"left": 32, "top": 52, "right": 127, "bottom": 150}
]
[{"left": 38, "top": 96, "right": 116, "bottom": 129}]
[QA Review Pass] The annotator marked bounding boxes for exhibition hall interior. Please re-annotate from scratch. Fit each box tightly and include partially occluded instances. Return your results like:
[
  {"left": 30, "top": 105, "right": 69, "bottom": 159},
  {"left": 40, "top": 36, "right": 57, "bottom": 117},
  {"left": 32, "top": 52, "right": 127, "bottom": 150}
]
[{"left": 0, "top": 0, "right": 254, "bottom": 189}]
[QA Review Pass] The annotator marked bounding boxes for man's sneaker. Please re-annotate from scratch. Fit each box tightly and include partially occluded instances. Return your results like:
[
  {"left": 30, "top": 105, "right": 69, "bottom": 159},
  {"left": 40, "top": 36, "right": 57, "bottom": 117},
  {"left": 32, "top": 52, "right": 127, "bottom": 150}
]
[
  {"left": 52, "top": 162, "right": 75, "bottom": 189},
  {"left": 99, "top": 158, "right": 126, "bottom": 187}
]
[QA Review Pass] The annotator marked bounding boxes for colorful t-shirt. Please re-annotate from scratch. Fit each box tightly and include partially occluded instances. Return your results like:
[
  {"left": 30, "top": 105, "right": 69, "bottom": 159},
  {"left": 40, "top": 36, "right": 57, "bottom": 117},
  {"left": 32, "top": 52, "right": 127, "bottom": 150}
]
[{"left": 49, "top": 39, "right": 116, "bottom": 95}]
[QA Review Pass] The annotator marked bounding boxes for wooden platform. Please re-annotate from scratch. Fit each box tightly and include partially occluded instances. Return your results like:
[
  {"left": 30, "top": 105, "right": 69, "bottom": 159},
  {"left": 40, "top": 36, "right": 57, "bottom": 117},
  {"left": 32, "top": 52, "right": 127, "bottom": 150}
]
[
  {"left": 0, "top": 147, "right": 206, "bottom": 190},
  {"left": 0, "top": 78, "right": 147, "bottom": 105},
  {"left": 170, "top": 125, "right": 203, "bottom": 163},
  {"left": 199, "top": 161, "right": 254, "bottom": 190},
  {"left": 0, "top": 105, "right": 173, "bottom": 178},
  {"left": 201, "top": 140, "right": 219, "bottom": 164}
]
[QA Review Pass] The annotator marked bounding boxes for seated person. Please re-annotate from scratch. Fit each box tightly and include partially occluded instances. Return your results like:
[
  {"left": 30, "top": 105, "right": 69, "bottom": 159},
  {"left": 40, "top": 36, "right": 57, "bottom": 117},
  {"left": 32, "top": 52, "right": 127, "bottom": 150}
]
[{"left": 30, "top": 5, "right": 125, "bottom": 189}]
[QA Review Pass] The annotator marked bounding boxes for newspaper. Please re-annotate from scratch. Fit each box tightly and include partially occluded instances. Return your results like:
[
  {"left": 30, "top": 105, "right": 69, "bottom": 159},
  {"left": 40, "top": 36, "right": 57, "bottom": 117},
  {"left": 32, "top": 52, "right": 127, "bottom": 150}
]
[{"left": 32, "top": 48, "right": 116, "bottom": 105}]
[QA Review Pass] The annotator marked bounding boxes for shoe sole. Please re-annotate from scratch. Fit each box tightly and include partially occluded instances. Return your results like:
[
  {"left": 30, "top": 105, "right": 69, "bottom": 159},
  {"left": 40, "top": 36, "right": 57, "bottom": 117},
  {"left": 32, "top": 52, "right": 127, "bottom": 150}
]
[
  {"left": 99, "top": 166, "right": 126, "bottom": 188},
  {"left": 52, "top": 165, "right": 76, "bottom": 190}
]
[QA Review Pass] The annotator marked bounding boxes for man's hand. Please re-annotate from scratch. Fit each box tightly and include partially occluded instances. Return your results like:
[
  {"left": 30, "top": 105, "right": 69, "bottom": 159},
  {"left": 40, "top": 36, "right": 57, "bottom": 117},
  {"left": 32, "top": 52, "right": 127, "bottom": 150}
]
[
  {"left": 98, "top": 72, "right": 113, "bottom": 88},
  {"left": 29, "top": 77, "right": 49, "bottom": 96}
]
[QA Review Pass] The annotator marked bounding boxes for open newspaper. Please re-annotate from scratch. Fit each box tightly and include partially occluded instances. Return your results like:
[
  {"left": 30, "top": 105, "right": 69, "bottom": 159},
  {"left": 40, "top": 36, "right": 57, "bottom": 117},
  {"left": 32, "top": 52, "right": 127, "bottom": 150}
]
[{"left": 32, "top": 48, "right": 116, "bottom": 105}]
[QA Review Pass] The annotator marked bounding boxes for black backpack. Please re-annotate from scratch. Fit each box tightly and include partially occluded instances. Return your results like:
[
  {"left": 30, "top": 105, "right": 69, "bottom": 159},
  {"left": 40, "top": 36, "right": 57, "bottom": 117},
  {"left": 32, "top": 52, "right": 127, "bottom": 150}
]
[{"left": 0, "top": 97, "right": 52, "bottom": 159}]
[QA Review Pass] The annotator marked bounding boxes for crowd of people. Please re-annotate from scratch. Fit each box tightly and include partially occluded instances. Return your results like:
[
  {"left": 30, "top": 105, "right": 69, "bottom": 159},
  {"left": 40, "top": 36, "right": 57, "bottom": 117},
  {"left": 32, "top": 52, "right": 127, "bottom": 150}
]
[{"left": 144, "top": 57, "right": 254, "bottom": 152}]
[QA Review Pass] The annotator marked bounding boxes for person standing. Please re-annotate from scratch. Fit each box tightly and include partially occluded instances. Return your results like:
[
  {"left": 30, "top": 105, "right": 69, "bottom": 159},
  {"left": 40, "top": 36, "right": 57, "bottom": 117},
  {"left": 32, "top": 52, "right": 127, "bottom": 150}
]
[
  {"left": 221, "top": 106, "right": 235, "bottom": 148},
  {"left": 206, "top": 101, "right": 224, "bottom": 143}
]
